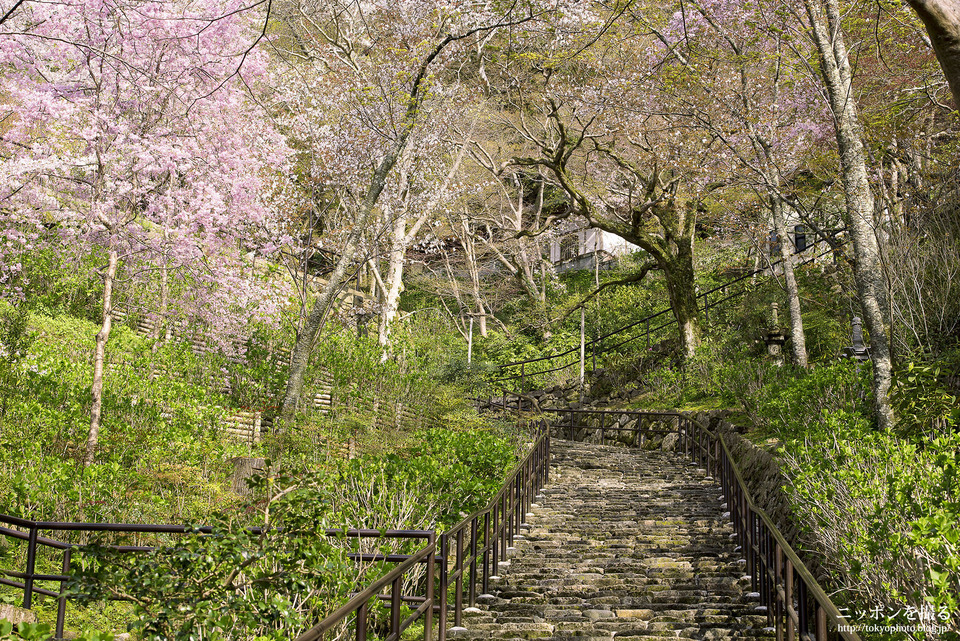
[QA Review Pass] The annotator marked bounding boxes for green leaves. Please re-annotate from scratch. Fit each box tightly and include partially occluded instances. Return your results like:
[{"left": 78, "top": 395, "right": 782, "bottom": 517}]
[
  {"left": 69, "top": 479, "right": 352, "bottom": 640},
  {"left": 0, "top": 622, "right": 108, "bottom": 641},
  {"left": 891, "top": 360, "right": 959, "bottom": 440}
]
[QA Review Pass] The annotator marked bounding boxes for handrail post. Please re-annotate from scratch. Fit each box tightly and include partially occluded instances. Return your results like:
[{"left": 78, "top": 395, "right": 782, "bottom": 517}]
[
  {"left": 600, "top": 412, "right": 605, "bottom": 446},
  {"left": 454, "top": 528, "right": 464, "bottom": 629},
  {"left": 491, "top": 499, "right": 499, "bottom": 573},
  {"left": 798, "top": 582, "right": 809, "bottom": 637},
  {"left": 521, "top": 363, "right": 525, "bottom": 391},
  {"left": 482, "top": 512, "right": 491, "bottom": 595},
  {"left": 437, "top": 533, "right": 446, "bottom": 641},
  {"left": 513, "top": 472, "right": 520, "bottom": 539},
  {"left": 508, "top": 476, "right": 516, "bottom": 549},
  {"left": 500, "top": 492, "right": 508, "bottom": 562},
  {"left": 425, "top": 537, "right": 435, "bottom": 641},
  {"left": 357, "top": 601, "right": 368, "bottom": 641},
  {"left": 23, "top": 526, "right": 38, "bottom": 609},
  {"left": 786, "top": 559, "right": 795, "bottom": 641},
  {"left": 390, "top": 576, "right": 402, "bottom": 638},
  {"left": 56, "top": 547, "right": 72, "bottom": 639},
  {"left": 469, "top": 517, "right": 479, "bottom": 607},
  {"left": 776, "top": 543, "right": 784, "bottom": 639},
  {"left": 749, "top": 510, "right": 757, "bottom": 592},
  {"left": 816, "top": 606, "right": 827, "bottom": 641}
]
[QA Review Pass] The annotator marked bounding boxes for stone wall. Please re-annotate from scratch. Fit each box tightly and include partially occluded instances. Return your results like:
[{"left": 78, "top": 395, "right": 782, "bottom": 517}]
[{"left": 548, "top": 410, "right": 682, "bottom": 452}]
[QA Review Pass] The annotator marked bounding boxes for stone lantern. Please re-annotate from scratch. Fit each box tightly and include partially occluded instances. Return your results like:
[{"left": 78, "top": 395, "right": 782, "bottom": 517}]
[
  {"left": 764, "top": 302, "right": 787, "bottom": 359},
  {"left": 842, "top": 316, "right": 870, "bottom": 361}
]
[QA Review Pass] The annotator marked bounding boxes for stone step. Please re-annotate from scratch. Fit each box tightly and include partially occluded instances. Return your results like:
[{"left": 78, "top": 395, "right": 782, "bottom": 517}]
[{"left": 448, "top": 439, "right": 774, "bottom": 640}]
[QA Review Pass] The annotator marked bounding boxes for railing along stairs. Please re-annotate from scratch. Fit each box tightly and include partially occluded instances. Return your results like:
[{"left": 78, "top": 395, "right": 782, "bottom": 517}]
[
  {"left": 493, "top": 233, "right": 845, "bottom": 391},
  {"left": 1, "top": 402, "right": 860, "bottom": 640}
]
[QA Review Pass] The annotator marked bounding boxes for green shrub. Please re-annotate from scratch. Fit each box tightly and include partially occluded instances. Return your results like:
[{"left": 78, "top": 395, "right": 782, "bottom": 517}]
[
  {"left": 891, "top": 361, "right": 959, "bottom": 439},
  {"left": 782, "top": 426, "right": 960, "bottom": 634},
  {"left": 69, "top": 472, "right": 354, "bottom": 641},
  {"left": 0, "top": 622, "right": 115, "bottom": 641}
]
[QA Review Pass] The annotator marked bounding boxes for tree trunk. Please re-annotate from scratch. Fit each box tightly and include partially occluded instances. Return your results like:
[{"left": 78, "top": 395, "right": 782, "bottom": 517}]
[
  {"left": 155, "top": 264, "right": 168, "bottom": 341},
  {"left": 804, "top": 0, "right": 894, "bottom": 430},
  {"left": 465, "top": 235, "right": 488, "bottom": 337},
  {"left": 229, "top": 456, "right": 266, "bottom": 495},
  {"left": 662, "top": 245, "right": 701, "bottom": 360},
  {"left": 84, "top": 249, "right": 118, "bottom": 467},
  {"left": 772, "top": 197, "right": 808, "bottom": 368},
  {"left": 906, "top": 0, "right": 960, "bottom": 109},
  {"left": 477, "top": 303, "right": 488, "bottom": 337},
  {"left": 279, "top": 222, "right": 365, "bottom": 424},
  {"left": 279, "top": 123, "right": 415, "bottom": 424},
  {"left": 378, "top": 214, "right": 407, "bottom": 350}
]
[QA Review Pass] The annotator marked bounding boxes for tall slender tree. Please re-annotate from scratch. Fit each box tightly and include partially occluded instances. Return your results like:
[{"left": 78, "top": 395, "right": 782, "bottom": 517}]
[
  {"left": 793, "top": 0, "right": 895, "bottom": 429},
  {"left": 270, "top": 0, "right": 562, "bottom": 421}
]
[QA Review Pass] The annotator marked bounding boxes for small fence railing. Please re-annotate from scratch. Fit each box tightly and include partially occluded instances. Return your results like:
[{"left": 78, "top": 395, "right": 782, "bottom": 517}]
[
  {"left": 2, "top": 408, "right": 858, "bottom": 641},
  {"left": 295, "top": 419, "right": 551, "bottom": 640},
  {"left": 492, "top": 234, "right": 845, "bottom": 391},
  {"left": 294, "top": 532, "right": 437, "bottom": 641},
  {"left": 0, "top": 518, "right": 437, "bottom": 640},
  {"left": 547, "top": 407, "right": 861, "bottom": 641},
  {"left": 0, "top": 419, "right": 550, "bottom": 641}
]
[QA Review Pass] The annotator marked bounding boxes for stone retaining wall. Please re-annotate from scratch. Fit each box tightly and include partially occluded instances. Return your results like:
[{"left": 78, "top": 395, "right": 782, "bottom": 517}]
[{"left": 548, "top": 411, "right": 682, "bottom": 452}]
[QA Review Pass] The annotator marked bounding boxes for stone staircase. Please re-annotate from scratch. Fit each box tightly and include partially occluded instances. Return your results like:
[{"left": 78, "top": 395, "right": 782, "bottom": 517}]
[{"left": 450, "top": 440, "right": 774, "bottom": 640}]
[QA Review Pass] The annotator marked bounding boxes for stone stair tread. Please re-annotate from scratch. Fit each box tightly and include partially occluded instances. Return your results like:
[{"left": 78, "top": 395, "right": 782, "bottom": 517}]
[{"left": 450, "top": 439, "right": 773, "bottom": 640}]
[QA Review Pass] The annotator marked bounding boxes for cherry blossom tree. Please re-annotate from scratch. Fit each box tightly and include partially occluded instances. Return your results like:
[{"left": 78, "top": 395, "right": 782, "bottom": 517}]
[
  {"left": 0, "top": 0, "right": 286, "bottom": 464},
  {"left": 632, "top": 0, "right": 835, "bottom": 368},
  {"left": 365, "top": 111, "right": 477, "bottom": 352},
  {"left": 267, "top": 0, "right": 585, "bottom": 419},
  {"left": 491, "top": 5, "right": 734, "bottom": 359},
  {"left": 468, "top": 145, "right": 552, "bottom": 311}
]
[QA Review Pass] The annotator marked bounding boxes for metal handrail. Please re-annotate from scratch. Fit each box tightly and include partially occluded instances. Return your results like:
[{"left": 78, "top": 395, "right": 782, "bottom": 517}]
[
  {"left": 706, "top": 426, "right": 861, "bottom": 641},
  {"left": 295, "top": 537, "right": 437, "bottom": 641},
  {"left": 492, "top": 234, "right": 846, "bottom": 389},
  {"left": 0, "top": 412, "right": 551, "bottom": 641},
  {"left": 0, "top": 517, "right": 436, "bottom": 640},
  {"left": 3, "top": 407, "right": 858, "bottom": 641},
  {"left": 296, "top": 414, "right": 551, "bottom": 639},
  {"left": 437, "top": 420, "right": 550, "bottom": 637}
]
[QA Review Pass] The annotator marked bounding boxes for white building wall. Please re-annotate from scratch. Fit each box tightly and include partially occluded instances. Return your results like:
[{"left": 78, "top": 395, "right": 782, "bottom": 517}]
[{"left": 549, "top": 228, "right": 640, "bottom": 267}]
